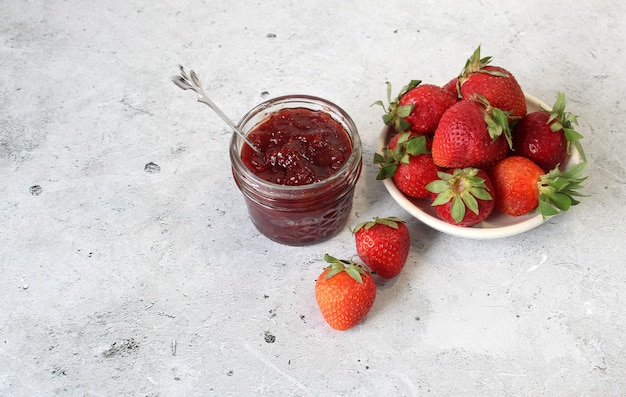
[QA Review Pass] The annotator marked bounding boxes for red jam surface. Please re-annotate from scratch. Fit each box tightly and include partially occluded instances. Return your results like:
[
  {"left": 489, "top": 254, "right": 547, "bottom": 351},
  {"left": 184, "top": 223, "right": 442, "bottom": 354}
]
[{"left": 240, "top": 108, "right": 353, "bottom": 186}]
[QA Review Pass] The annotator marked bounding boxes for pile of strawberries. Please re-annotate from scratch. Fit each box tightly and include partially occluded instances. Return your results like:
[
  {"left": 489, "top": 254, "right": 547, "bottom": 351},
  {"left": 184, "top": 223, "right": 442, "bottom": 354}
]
[
  {"left": 374, "top": 46, "right": 588, "bottom": 226},
  {"left": 314, "top": 46, "right": 591, "bottom": 332}
]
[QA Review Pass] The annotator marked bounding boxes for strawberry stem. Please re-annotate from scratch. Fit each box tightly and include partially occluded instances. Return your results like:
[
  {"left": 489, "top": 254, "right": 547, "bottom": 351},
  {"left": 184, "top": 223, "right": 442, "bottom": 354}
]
[
  {"left": 472, "top": 94, "right": 514, "bottom": 148},
  {"left": 426, "top": 168, "right": 493, "bottom": 223},
  {"left": 375, "top": 133, "right": 429, "bottom": 180},
  {"left": 545, "top": 92, "right": 587, "bottom": 162},
  {"left": 323, "top": 254, "right": 369, "bottom": 284},
  {"left": 537, "top": 162, "right": 589, "bottom": 219},
  {"left": 371, "top": 80, "right": 422, "bottom": 132},
  {"left": 353, "top": 216, "right": 405, "bottom": 233},
  {"left": 458, "top": 45, "right": 509, "bottom": 85}
]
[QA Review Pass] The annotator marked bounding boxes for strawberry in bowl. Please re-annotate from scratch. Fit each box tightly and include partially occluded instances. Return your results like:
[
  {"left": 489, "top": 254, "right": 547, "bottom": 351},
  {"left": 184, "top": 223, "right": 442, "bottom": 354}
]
[{"left": 374, "top": 47, "right": 588, "bottom": 239}]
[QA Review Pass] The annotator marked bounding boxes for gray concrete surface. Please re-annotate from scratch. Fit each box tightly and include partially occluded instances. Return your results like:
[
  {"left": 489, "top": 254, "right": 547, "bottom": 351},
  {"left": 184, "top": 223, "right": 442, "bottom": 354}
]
[{"left": 2, "top": 0, "right": 625, "bottom": 396}]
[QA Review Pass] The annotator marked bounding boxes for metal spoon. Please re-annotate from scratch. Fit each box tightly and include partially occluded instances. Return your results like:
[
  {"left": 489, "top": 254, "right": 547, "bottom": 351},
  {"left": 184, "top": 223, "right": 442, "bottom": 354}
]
[{"left": 171, "top": 65, "right": 262, "bottom": 154}]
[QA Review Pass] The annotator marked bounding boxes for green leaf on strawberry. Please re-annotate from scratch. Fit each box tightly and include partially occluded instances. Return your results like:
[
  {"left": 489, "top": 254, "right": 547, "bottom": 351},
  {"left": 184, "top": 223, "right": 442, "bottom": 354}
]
[
  {"left": 544, "top": 92, "right": 587, "bottom": 162},
  {"left": 458, "top": 45, "right": 510, "bottom": 86},
  {"left": 537, "top": 161, "right": 588, "bottom": 219},
  {"left": 323, "top": 253, "right": 367, "bottom": 284},
  {"left": 472, "top": 94, "right": 514, "bottom": 148},
  {"left": 353, "top": 216, "right": 403, "bottom": 232},
  {"left": 375, "top": 132, "right": 429, "bottom": 180},
  {"left": 406, "top": 135, "right": 427, "bottom": 155},
  {"left": 372, "top": 80, "right": 422, "bottom": 132},
  {"left": 427, "top": 168, "right": 494, "bottom": 224}
]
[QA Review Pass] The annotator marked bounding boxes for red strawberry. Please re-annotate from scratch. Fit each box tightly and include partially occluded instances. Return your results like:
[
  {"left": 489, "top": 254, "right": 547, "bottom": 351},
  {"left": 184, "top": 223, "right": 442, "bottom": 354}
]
[
  {"left": 432, "top": 97, "right": 512, "bottom": 170},
  {"left": 391, "top": 154, "right": 440, "bottom": 199},
  {"left": 456, "top": 45, "right": 527, "bottom": 119},
  {"left": 315, "top": 254, "right": 376, "bottom": 331},
  {"left": 442, "top": 77, "right": 460, "bottom": 97},
  {"left": 426, "top": 168, "right": 495, "bottom": 226},
  {"left": 489, "top": 156, "right": 588, "bottom": 217},
  {"left": 513, "top": 92, "right": 586, "bottom": 172},
  {"left": 373, "top": 80, "right": 458, "bottom": 134},
  {"left": 375, "top": 132, "right": 439, "bottom": 198},
  {"left": 353, "top": 217, "right": 411, "bottom": 279}
]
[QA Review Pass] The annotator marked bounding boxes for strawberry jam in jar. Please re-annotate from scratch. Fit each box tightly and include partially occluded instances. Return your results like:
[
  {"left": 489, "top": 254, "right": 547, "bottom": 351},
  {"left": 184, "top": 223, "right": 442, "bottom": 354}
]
[{"left": 230, "top": 95, "right": 362, "bottom": 245}]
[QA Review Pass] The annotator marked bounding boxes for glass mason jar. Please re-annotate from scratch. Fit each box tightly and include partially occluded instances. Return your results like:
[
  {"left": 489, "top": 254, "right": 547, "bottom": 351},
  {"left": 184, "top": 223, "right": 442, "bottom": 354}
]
[{"left": 229, "top": 95, "right": 362, "bottom": 246}]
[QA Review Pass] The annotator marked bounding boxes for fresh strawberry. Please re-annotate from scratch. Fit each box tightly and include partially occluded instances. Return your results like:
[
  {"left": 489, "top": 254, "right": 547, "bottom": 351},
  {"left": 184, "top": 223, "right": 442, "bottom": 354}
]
[
  {"left": 375, "top": 132, "right": 439, "bottom": 198},
  {"left": 426, "top": 168, "right": 495, "bottom": 226},
  {"left": 489, "top": 156, "right": 588, "bottom": 217},
  {"left": 390, "top": 154, "right": 440, "bottom": 199},
  {"left": 442, "top": 77, "right": 460, "bottom": 97},
  {"left": 431, "top": 97, "right": 512, "bottom": 169},
  {"left": 315, "top": 254, "right": 376, "bottom": 331},
  {"left": 353, "top": 217, "right": 411, "bottom": 279},
  {"left": 373, "top": 80, "right": 458, "bottom": 134},
  {"left": 456, "top": 45, "right": 527, "bottom": 119},
  {"left": 513, "top": 92, "right": 586, "bottom": 172}
]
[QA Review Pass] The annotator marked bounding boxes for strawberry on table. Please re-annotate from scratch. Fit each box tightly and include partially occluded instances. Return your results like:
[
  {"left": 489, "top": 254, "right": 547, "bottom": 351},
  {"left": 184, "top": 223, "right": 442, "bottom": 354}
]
[
  {"left": 373, "top": 80, "right": 458, "bottom": 135},
  {"left": 426, "top": 168, "right": 495, "bottom": 226},
  {"left": 456, "top": 45, "right": 527, "bottom": 119},
  {"left": 353, "top": 217, "right": 411, "bottom": 279},
  {"left": 489, "top": 156, "right": 588, "bottom": 217},
  {"left": 432, "top": 96, "right": 512, "bottom": 170},
  {"left": 315, "top": 254, "right": 376, "bottom": 331},
  {"left": 375, "top": 132, "right": 439, "bottom": 198},
  {"left": 513, "top": 91, "right": 586, "bottom": 172}
]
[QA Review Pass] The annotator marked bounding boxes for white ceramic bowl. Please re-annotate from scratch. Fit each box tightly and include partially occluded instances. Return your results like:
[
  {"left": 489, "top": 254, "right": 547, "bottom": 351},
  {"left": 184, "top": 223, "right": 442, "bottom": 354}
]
[{"left": 377, "top": 93, "right": 583, "bottom": 239}]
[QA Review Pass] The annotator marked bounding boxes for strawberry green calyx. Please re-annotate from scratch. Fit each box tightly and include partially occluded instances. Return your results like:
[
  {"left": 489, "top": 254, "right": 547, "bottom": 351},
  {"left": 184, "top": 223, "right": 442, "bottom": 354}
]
[
  {"left": 374, "top": 132, "right": 429, "bottom": 180},
  {"left": 323, "top": 254, "right": 369, "bottom": 285},
  {"left": 426, "top": 168, "right": 493, "bottom": 223},
  {"left": 458, "top": 45, "right": 509, "bottom": 87},
  {"left": 545, "top": 92, "right": 587, "bottom": 162},
  {"left": 473, "top": 94, "right": 514, "bottom": 148},
  {"left": 372, "top": 80, "right": 422, "bottom": 132},
  {"left": 353, "top": 216, "right": 405, "bottom": 233},
  {"left": 537, "top": 162, "right": 589, "bottom": 219}
]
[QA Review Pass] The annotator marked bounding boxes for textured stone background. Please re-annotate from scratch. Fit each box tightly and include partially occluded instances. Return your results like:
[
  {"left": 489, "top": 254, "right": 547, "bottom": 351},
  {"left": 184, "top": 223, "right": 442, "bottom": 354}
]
[{"left": 1, "top": 0, "right": 625, "bottom": 395}]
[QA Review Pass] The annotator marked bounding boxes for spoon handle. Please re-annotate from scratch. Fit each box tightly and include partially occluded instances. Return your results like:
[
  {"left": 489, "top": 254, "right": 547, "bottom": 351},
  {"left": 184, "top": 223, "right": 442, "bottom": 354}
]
[
  {"left": 171, "top": 66, "right": 263, "bottom": 155},
  {"left": 195, "top": 94, "right": 262, "bottom": 154}
]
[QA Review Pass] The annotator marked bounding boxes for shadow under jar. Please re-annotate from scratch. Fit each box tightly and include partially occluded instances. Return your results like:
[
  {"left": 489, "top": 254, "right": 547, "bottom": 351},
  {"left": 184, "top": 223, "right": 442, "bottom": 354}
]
[{"left": 230, "top": 95, "right": 362, "bottom": 246}]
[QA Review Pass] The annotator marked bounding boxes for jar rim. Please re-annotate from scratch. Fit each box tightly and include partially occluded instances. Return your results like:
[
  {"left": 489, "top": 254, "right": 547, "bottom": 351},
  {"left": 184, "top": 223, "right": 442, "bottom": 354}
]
[{"left": 229, "top": 94, "right": 362, "bottom": 192}]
